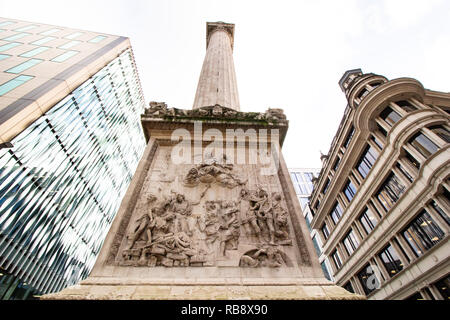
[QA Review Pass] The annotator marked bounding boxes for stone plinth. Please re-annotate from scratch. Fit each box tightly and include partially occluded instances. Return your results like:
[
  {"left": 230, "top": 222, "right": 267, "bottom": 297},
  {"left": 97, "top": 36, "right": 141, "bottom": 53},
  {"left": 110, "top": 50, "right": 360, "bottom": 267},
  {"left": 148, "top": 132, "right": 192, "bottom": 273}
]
[{"left": 41, "top": 106, "right": 363, "bottom": 300}]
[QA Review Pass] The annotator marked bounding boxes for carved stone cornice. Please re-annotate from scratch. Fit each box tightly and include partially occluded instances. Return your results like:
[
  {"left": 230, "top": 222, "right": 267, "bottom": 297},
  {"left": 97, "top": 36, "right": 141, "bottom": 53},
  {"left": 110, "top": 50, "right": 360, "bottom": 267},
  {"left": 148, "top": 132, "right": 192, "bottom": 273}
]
[{"left": 206, "top": 21, "right": 235, "bottom": 50}]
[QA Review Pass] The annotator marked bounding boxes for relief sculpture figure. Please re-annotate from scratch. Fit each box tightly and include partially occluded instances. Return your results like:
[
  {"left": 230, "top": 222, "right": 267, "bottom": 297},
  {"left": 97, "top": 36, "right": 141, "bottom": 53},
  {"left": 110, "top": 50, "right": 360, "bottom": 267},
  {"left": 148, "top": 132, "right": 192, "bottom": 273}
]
[{"left": 218, "top": 201, "right": 240, "bottom": 256}]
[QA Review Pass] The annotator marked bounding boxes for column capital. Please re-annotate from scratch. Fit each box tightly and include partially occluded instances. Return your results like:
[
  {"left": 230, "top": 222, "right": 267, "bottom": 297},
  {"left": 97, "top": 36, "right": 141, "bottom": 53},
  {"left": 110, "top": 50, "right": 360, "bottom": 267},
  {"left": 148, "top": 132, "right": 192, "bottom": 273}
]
[{"left": 206, "top": 21, "right": 235, "bottom": 50}]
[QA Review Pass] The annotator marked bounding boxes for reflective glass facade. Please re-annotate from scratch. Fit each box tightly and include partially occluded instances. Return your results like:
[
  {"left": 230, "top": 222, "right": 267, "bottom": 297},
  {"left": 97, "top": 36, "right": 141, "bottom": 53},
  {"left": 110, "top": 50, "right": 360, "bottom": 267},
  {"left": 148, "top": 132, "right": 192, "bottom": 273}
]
[{"left": 0, "top": 49, "right": 146, "bottom": 297}]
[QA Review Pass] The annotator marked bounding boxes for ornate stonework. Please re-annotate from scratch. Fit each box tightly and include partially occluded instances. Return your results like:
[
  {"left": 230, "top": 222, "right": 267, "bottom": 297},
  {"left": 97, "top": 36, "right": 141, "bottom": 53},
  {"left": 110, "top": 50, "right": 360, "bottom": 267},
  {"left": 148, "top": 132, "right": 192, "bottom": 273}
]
[{"left": 41, "top": 21, "right": 363, "bottom": 300}]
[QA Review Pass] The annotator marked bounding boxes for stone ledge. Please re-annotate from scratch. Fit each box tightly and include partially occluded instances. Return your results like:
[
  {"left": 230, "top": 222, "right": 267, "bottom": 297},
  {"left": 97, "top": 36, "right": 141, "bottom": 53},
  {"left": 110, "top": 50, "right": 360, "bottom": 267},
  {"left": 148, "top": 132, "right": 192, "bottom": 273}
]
[{"left": 40, "top": 284, "right": 365, "bottom": 300}]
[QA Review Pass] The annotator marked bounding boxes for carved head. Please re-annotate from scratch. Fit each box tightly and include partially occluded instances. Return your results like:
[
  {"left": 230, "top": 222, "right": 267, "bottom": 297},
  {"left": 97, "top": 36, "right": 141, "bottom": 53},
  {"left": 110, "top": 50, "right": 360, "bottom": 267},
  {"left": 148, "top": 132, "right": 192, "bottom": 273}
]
[{"left": 176, "top": 194, "right": 185, "bottom": 202}]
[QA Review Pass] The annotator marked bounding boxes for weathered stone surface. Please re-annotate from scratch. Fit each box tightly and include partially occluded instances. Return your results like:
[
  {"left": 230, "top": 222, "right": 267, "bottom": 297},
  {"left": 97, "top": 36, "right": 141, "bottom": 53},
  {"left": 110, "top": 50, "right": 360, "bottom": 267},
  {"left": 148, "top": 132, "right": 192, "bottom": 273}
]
[{"left": 40, "top": 21, "right": 363, "bottom": 301}]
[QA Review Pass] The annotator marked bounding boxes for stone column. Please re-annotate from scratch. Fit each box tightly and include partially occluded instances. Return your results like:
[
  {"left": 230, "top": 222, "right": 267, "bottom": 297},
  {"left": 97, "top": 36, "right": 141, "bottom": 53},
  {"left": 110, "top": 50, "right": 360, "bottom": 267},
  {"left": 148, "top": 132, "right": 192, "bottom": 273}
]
[{"left": 193, "top": 22, "right": 240, "bottom": 111}]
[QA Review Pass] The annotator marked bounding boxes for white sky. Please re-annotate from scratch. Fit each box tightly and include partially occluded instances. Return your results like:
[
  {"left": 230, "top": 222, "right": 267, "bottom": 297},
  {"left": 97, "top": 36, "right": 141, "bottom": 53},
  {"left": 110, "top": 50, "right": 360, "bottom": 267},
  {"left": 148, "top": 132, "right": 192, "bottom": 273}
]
[{"left": 1, "top": 0, "right": 449, "bottom": 168}]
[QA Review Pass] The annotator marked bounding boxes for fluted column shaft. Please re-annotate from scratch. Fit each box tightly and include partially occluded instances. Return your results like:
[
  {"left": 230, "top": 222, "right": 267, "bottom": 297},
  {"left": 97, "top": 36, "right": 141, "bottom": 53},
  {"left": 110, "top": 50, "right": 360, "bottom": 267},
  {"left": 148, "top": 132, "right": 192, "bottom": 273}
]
[{"left": 193, "top": 28, "right": 240, "bottom": 111}]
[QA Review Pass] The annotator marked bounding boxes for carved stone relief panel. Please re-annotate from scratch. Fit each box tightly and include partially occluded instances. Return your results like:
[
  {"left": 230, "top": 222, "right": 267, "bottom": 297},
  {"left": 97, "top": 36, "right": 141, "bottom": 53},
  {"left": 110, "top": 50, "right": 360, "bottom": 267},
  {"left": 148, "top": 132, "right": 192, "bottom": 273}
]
[{"left": 114, "top": 146, "right": 299, "bottom": 268}]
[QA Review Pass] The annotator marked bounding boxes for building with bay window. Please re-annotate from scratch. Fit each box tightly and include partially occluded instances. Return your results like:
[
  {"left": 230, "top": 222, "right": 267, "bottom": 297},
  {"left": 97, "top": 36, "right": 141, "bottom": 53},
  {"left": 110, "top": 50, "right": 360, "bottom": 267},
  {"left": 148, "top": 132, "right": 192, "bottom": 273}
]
[
  {"left": 0, "top": 17, "right": 146, "bottom": 299},
  {"left": 309, "top": 69, "right": 450, "bottom": 300}
]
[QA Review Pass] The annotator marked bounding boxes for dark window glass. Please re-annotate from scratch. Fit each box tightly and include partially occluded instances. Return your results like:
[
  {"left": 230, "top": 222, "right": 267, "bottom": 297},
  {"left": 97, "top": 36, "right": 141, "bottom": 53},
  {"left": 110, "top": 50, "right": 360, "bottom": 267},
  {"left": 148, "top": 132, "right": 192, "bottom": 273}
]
[
  {"left": 378, "top": 244, "right": 403, "bottom": 278},
  {"left": 409, "top": 131, "right": 439, "bottom": 158},
  {"left": 396, "top": 162, "right": 413, "bottom": 183},
  {"left": 428, "top": 125, "right": 450, "bottom": 143},
  {"left": 312, "top": 236, "right": 321, "bottom": 256},
  {"left": 357, "top": 264, "right": 380, "bottom": 295},
  {"left": 402, "top": 210, "right": 445, "bottom": 257},
  {"left": 357, "top": 88, "right": 369, "bottom": 100},
  {"left": 343, "top": 229, "right": 359, "bottom": 256},
  {"left": 430, "top": 200, "right": 450, "bottom": 226},
  {"left": 322, "top": 223, "right": 330, "bottom": 240},
  {"left": 404, "top": 150, "right": 421, "bottom": 169},
  {"left": 332, "top": 157, "right": 340, "bottom": 171},
  {"left": 393, "top": 238, "right": 410, "bottom": 263},
  {"left": 343, "top": 126, "right": 354, "bottom": 149},
  {"left": 343, "top": 180, "right": 357, "bottom": 202},
  {"left": 332, "top": 250, "right": 342, "bottom": 269},
  {"left": 434, "top": 275, "right": 450, "bottom": 300},
  {"left": 377, "top": 123, "right": 388, "bottom": 137},
  {"left": 375, "top": 173, "right": 405, "bottom": 212},
  {"left": 380, "top": 107, "right": 402, "bottom": 127},
  {"left": 423, "top": 287, "right": 436, "bottom": 300},
  {"left": 343, "top": 281, "right": 355, "bottom": 293},
  {"left": 405, "top": 292, "right": 424, "bottom": 300},
  {"left": 330, "top": 202, "right": 343, "bottom": 225},
  {"left": 371, "top": 135, "right": 383, "bottom": 149},
  {"left": 356, "top": 145, "right": 378, "bottom": 179},
  {"left": 370, "top": 82, "right": 383, "bottom": 89},
  {"left": 395, "top": 100, "right": 417, "bottom": 113},
  {"left": 359, "top": 208, "right": 378, "bottom": 235}
]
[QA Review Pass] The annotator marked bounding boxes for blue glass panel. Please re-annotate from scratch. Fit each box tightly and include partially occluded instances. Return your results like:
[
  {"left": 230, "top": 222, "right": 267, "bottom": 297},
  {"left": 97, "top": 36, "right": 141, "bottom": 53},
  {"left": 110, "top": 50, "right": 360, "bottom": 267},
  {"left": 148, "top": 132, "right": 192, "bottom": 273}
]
[
  {"left": 0, "top": 75, "right": 34, "bottom": 96},
  {"left": 0, "top": 49, "right": 146, "bottom": 296},
  {"left": 5, "top": 59, "right": 43, "bottom": 74}
]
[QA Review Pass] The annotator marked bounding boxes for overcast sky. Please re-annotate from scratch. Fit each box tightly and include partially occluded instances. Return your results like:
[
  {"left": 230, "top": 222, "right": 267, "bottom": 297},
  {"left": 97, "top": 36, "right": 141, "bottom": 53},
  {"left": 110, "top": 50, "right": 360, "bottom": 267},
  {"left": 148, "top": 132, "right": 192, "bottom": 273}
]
[{"left": 1, "top": 0, "right": 449, "bottom": 169}]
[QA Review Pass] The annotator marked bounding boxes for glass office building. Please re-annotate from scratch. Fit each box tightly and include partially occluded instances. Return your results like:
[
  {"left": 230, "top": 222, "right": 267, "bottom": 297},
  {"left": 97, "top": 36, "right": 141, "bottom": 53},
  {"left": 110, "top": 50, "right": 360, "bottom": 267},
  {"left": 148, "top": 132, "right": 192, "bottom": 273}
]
[
  {"left": 0, "top": 18, "right": 146, "bottom": 299},
  {"left": 289, "top": 168, "right": 333, "bottom": 281}
]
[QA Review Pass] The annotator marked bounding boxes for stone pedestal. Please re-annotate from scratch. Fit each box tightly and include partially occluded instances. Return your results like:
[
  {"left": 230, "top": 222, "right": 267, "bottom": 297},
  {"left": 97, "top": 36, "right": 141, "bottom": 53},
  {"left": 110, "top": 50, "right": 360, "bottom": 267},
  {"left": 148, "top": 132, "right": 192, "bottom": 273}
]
[{"left": 41, "top": 107, "right": 363, "bottom": 300}]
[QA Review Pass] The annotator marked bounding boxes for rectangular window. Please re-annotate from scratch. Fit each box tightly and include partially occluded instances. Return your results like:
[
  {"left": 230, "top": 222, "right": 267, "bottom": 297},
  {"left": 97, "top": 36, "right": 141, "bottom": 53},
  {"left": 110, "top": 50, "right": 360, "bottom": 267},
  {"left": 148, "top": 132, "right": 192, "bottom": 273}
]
[
  {"left": 343, "top": 281, "right": 354, "bottom": 293},
  {"left": 51, "top": 50, "right": 78, "bottom": 62},
  {"left": 331, "top": 250, "right": 342, "bottom": 269},
  {"left": 375, "top": 173, "right": 405, "bottom": 212},
  {"left": 430, "top": 200, "right": 450, "bottom": 226},
  {"left": 311, "top": 235, "right": 321, "bottom": 256},
  {"left": 322, "top": 178, "right": 330, "bottom": 194},
  {"left": 428, "top": 125, "right": 450, "bottom": 143},
  {"left": 395, "top": 100, "right": 417, "bottom": 113},
  {"left": 40, "top": 28, "right": 61, "bottom": 35},
  {"left": 396, "top": 162, "right": 413, "bottom": 183},
  {"left": 321, "top": 261, "right": 332, "bottom": 281},
  {"left": 371, "top": 135, "right": 384, "bottom": 149},
  {"left": 357, "top": 264, "right": 380, "bottom": 295},
  {"left": 31, "top": 36, "right": 56, "bottom": 45},
  {"left": 378, "top": 244, "right": 403, "bottom": 277},
  {"left": 321, "top": 223, "right": 330, "bottom": 240},
  {"left": 0, "top": 54, "right": 10, "bottom": 61},
  {"left": 58, "top": 40, "right": 81, "bottom": 49},
  {"left": 0, "top": 75, "right": 34, "bottom": 96},
  {"left": 404, "top": 149, "right": 421, "bottom": 169},
  {"left": 5, "top": 58, "right": 43, "bottom": 74},
  {"left": 359, "top": 208, "right": 378, "bottom": 235},
  {"left": 356, "top": 145, "right": 379, "bottom": 179},
  {"left": 343, "top": 126, "right": 354, "bottom": 149},
  {"left": 380, "top": 107, "right": 402, "bottom": 127},
  {"left": 342, "top": 229, "right": 359, "bottom": 256},
  {"left": 1, "top": 32, "right": 30, "bottom": 41},
  {"left": 14, "top": 25, "right": 39, "bottom": 32},
  {"left": 88, "top": 35, "right": 107, "bottom": 43},
  {"left": 64, "top": 32, "right": 83, "bottom": 40},
  {"left": 433, "top": 275, "right": 450, "bottom": 300},
  {"left": 343, "top": 180, "right": 357, "bottom": 202},
  {"left": 402, "top": 210, "right": 445, "bottom": 257},
  {"left": 377, "top": 123, "right": 388, "bottom": 137},
  {"left": 330, "top": 202, "right": 343, "bottom": 225},
  {"left": 19, "top": 46, "right": 50, "bottom": 58},
  {"left": 0, "top": 42, "right": 21, "bottom": 52},
  {"left": 332, "top": 157, "right": 340, "bottom": 171},
  {"left": 409, "top": 131, "right": 439, "bottom": 158}
]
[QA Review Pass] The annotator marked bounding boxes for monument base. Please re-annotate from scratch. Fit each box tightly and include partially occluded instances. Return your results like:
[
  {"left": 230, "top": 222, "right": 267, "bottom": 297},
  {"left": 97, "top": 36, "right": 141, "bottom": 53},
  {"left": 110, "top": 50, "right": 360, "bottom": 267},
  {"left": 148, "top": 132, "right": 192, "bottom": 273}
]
[{"left": 40, "top": 278, "right": 364, "bottom": 300}]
